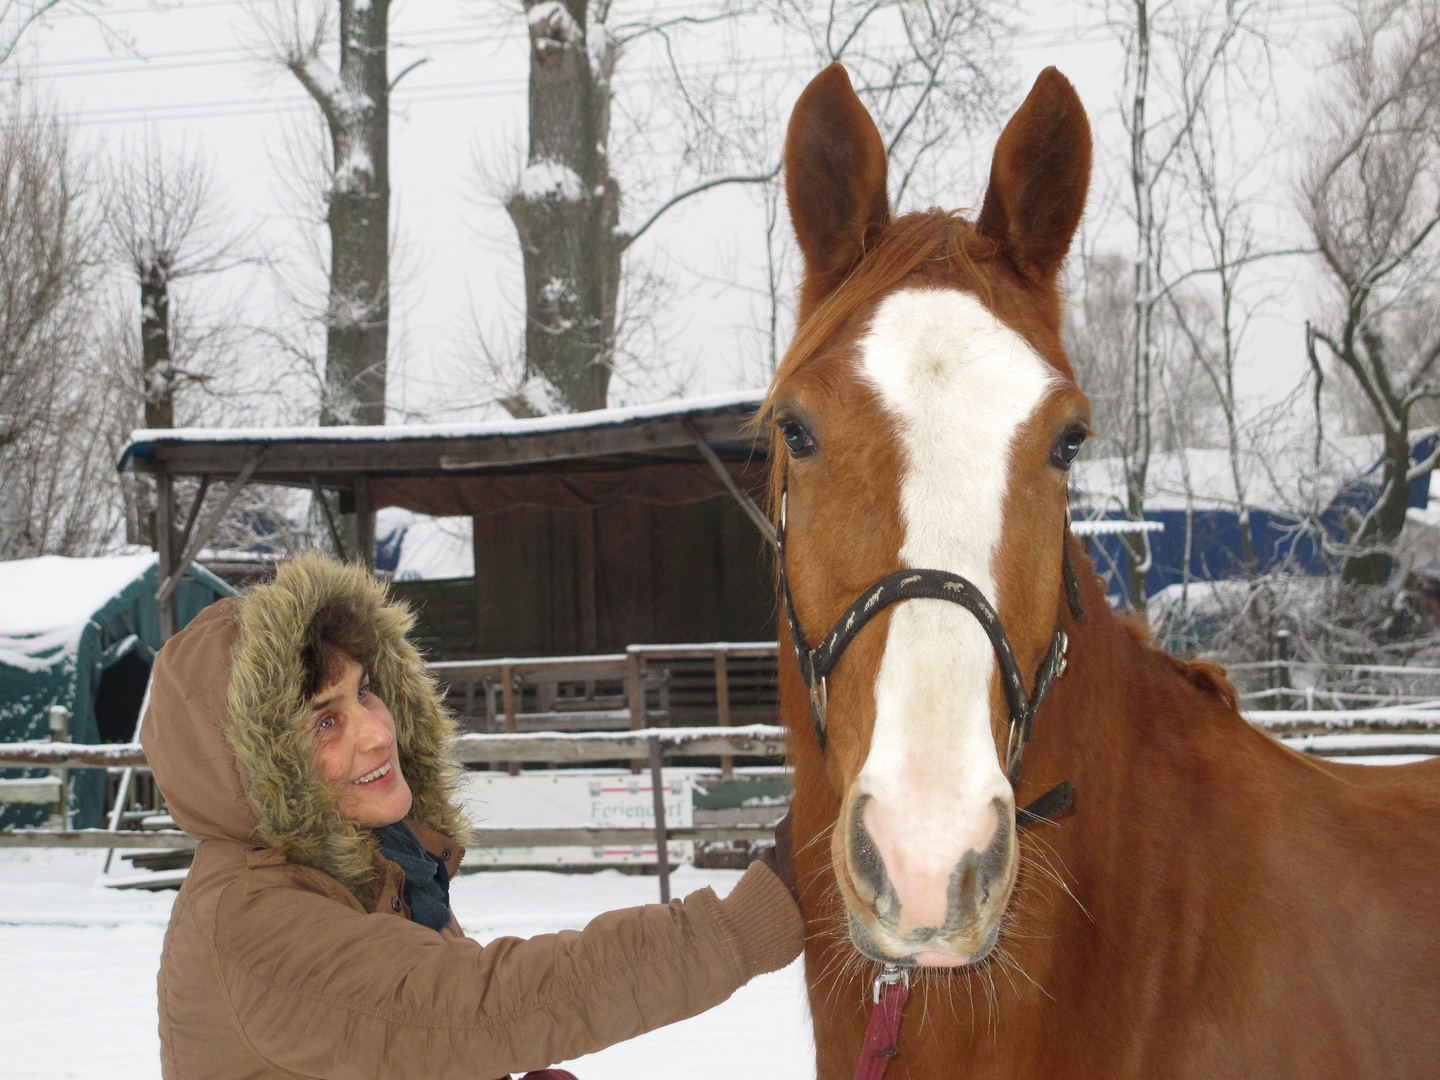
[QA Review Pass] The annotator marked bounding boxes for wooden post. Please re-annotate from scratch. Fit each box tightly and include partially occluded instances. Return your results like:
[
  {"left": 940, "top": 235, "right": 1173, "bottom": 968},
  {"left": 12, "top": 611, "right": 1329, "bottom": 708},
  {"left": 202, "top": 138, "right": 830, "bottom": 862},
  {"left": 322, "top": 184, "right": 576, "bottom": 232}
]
[
  {"left": 627, "top": 649, "right": 645, "bottom": 774},
  {"left": 1275, "top": 628, "right": 1293, "bottom": 709},
  {"left": 47, "top": 705, "right": 70, "bottom": 831},
  {"left": 501, "top": 665, "right": 519, "bottom": 776},
  {"left": 715, "top": 649, "right": 732, "bottom": 781},
  {"left": 354, "top": 475, "right": 375, "bottom": 570},
  {"left": 648, "top": 735, "right": 670, "bottom": 904},
  {"left": 155, "top": 467, "right": 176, "bottom": 641}
]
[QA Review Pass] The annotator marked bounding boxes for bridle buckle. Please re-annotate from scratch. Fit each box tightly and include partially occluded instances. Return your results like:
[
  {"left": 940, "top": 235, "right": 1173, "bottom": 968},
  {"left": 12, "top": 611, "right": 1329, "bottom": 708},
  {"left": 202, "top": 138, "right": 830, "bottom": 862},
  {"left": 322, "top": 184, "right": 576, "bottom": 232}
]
[
  {"left": 809, "top": 676, "right": 828, "bottom": 730},
  {"left": 874, "top": 964, "right": 910, "bottom": 1003}
]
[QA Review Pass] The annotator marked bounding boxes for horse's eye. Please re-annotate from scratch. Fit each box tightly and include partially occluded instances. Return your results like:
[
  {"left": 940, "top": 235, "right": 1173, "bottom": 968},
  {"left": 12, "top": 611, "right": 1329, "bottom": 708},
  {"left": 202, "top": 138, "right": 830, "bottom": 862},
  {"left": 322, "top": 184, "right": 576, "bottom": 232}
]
[
  {"left": 1051, "top": 429, "right": 1085, "bottom": 469},
  {"left": 778, "top": 418, "right": 818, "bottom": 458}
]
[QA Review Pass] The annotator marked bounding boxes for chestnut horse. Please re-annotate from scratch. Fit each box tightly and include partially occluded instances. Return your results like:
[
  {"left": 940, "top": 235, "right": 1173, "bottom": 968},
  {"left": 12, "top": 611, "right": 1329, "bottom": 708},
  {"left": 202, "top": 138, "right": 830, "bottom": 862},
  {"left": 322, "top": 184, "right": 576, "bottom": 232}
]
[{"left": 767, "top": 64, "right": 1440, "bottom": 1079}]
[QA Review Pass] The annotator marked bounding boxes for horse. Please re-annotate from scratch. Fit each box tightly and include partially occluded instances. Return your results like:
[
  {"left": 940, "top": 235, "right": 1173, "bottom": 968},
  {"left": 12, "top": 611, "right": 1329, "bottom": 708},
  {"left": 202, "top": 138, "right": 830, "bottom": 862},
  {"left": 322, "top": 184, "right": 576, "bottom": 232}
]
[{"left": 765, "top": 63, "right": 1440, "bottom": 1080}]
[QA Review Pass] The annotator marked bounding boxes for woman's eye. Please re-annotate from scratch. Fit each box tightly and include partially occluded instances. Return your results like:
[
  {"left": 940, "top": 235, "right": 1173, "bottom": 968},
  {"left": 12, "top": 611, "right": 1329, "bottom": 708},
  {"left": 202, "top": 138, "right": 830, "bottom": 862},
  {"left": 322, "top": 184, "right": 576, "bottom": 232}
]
[
  {"left": 318, "top": 716, "right": 335, "bottom": 732},
  {"left": 778, "top": 418, "right": 818, "bottom": 458},
  {"left": 1051, "top": 429, "right": 1085, "bottom": 469},
  {"left": 357, "top": 686, "right": 368, "bottom": 701}
]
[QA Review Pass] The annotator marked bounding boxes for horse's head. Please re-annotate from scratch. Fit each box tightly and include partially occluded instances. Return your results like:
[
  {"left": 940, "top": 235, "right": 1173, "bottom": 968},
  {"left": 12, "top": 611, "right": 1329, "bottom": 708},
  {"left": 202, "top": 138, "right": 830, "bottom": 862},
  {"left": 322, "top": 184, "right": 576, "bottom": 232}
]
[{"left": 767, "top": 65, "right": 1092, "bottom": 968}]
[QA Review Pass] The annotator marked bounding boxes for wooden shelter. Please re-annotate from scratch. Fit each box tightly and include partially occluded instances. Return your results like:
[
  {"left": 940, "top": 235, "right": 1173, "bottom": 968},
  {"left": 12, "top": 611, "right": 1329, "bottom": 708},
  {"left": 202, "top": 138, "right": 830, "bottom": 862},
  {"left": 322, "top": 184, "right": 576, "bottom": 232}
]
[{"left": 118, "top": 392, "right": 777, "bottom": 656}]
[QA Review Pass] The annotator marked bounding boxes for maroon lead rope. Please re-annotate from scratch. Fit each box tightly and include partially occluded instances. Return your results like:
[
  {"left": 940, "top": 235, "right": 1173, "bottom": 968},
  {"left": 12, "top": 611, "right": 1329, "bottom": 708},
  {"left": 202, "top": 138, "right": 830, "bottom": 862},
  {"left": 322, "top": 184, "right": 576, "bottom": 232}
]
[{"left": 854, "top": 967, "right": 911, "bottom": 1080}]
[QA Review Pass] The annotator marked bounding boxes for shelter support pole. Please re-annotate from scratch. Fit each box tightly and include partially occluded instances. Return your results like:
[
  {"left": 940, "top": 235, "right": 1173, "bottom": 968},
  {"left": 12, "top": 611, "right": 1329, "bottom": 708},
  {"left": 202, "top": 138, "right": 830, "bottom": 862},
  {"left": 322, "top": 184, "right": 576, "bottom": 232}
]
[
  {"left": 46, "top": 706, "right": 70, "bottom": 831},
  {"left": 355, "top": 475, "right": 375, "bottom": 570},
  {"left": 156, "top": 451, "right": 263, "bottom": 607},
  {"left": 501, "top": 665, "right": 519, "bottom": 777},
  {"left": 648, "top": 735, "right": 671, "bottom": 904},
  {"left": 685, "top": 421, "right": 777, "bottom": 548},
  {"left": 310, "top": 477, "right": 349, "bottom": 561},
  {"left": 155, "top": 467, "right": 176, "bottom": 641},
  {"left": 715, "top": 650, "right": 732, "bottom": 781},
  {"left": 627, "top": 649, "right": 645, "bottom": 774}
]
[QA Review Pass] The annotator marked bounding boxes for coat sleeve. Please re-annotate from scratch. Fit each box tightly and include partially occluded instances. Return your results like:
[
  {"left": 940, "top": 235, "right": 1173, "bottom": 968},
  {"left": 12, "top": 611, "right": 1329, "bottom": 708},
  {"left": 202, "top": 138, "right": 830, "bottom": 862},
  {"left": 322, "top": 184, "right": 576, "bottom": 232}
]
[{"left": 211, "top": 861, "right": 803, "bottom": 1079}]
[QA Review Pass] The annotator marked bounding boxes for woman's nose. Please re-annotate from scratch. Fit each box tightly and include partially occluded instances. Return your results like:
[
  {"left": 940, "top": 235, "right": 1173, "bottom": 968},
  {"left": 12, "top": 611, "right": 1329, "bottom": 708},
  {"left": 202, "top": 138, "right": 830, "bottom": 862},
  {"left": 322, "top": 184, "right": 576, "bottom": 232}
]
[{"left": 352, "top": 708, "right": 393, "bottom": 752}]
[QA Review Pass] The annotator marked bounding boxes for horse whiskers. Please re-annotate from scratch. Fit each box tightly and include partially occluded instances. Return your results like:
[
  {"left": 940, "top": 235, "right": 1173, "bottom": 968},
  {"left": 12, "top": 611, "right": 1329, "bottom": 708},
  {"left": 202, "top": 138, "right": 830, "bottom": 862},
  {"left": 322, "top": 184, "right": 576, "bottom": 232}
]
[{"left": 1019, "top": 833, "right": 1093, "bottom": 926}]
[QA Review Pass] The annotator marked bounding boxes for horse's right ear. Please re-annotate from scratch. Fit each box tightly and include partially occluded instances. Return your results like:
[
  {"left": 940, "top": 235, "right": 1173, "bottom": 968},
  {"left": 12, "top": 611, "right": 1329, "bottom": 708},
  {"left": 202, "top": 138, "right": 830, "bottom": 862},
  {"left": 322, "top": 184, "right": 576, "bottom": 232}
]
[{"left": 785, "top": 64, "right": 890, "bottom": 310}]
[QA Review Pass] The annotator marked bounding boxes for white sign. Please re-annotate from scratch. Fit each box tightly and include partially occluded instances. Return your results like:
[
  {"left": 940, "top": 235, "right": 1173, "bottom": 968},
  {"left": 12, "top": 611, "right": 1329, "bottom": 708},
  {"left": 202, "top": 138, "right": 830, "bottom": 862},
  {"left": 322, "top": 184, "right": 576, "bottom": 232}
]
[{"left": 460, "top": 769, "right": 694, "bottom": 867}]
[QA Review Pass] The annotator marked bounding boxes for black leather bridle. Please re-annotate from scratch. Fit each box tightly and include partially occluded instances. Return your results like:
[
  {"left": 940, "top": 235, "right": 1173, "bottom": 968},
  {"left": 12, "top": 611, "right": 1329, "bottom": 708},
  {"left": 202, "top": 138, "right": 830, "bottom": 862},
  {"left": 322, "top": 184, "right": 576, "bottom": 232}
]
[{"left": 776, "top": 476, "right": 1084, "bottom": 824}]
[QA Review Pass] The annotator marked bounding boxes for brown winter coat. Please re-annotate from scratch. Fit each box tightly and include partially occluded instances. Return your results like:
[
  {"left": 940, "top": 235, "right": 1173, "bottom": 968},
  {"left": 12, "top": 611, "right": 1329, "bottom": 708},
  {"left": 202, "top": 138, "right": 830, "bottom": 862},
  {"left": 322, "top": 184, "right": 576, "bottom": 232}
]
[{"left": 141, "top": 556, "right": 803, "bottom": 1080}]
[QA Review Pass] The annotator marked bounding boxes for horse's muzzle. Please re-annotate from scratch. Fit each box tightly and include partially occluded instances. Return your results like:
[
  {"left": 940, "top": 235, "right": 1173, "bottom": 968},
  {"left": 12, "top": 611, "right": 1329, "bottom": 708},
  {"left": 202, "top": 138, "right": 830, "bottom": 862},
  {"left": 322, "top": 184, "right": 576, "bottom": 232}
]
[{"left": 839, "top": 794, "right": 1016, "bottom": 966}]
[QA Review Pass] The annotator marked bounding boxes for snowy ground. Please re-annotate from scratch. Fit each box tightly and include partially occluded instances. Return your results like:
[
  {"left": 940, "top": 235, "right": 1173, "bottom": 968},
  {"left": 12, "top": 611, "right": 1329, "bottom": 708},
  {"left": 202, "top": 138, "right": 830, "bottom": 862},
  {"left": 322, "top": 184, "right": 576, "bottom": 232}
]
[{"left": 0, "top": 850, "right": 815, "bottom": 1080}]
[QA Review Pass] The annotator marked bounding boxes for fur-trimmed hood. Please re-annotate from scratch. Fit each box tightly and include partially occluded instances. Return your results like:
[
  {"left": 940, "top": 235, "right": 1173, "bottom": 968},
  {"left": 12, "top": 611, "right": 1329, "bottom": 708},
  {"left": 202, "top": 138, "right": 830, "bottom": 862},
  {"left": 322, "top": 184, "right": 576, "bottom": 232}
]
[{"left": 141, "top": 554, "right": 470, "bottom": 906}]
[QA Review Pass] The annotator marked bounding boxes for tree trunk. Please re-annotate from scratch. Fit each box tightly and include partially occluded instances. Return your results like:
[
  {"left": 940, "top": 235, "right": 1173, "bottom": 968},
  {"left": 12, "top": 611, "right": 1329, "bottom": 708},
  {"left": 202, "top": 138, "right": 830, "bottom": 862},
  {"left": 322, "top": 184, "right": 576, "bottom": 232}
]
[
  {"left": 1124, "top": 0, "right": 1154, "bottom": 616},
  {"left": 1344, "top": 428, "right": 1414, "bottom": 585},
  {"left": 508, "top": 0, "right": 621, "bottom": 413},
  {"left": 296, "top": 0, "right": 391, "bottom": 426},
  {"left": 139, "top": 256, "right": 174, "bottom": 431}
]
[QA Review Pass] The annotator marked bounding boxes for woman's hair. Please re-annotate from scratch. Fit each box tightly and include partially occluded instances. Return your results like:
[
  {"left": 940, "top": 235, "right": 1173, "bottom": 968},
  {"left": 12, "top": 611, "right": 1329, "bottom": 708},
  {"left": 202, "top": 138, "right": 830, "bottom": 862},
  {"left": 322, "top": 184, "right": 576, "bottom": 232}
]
[{"left": 299, "top": 596, "right": 382, "bottom": 698}]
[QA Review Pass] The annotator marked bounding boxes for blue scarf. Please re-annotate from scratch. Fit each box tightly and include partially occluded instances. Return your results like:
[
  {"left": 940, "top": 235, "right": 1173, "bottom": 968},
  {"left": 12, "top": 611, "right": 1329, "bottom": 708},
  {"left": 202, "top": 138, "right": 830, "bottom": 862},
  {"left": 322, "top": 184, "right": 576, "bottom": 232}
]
[{"left": 371, "top": 821, "right": 452, "bottom": 933}]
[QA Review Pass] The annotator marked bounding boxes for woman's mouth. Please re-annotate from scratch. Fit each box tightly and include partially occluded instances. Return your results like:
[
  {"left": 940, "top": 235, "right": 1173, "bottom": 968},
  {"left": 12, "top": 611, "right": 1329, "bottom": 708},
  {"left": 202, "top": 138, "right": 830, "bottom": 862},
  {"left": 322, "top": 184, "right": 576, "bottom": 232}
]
[{"left": 353, "top": 760, "right": 392, "bottom": 785}]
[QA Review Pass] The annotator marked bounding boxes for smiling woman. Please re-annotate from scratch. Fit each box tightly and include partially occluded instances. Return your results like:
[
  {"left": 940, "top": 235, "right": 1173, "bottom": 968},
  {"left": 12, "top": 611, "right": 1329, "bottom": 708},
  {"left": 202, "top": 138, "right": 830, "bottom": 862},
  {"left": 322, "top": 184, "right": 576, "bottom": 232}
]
[
  {"left": 309, "top": 660, "right": 414, "bottom": 829},
  {"left": 138, "top": 554, "right": 804, "bottom": 1080}
]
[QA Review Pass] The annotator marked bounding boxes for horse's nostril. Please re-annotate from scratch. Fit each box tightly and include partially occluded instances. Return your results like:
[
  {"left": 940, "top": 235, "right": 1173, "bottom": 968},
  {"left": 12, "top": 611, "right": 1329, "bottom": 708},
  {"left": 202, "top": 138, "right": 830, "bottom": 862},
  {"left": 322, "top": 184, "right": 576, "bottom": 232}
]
[{"left": 849, "top": 797, "right": 890, "bottom": 902}]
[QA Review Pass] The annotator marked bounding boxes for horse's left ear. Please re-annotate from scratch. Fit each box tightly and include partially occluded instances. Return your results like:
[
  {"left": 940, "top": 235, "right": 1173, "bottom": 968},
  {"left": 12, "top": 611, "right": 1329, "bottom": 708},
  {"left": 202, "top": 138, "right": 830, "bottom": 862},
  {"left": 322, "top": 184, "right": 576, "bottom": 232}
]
[{"left": 978, "top": 68, "right": 1091, "bottom": 280}]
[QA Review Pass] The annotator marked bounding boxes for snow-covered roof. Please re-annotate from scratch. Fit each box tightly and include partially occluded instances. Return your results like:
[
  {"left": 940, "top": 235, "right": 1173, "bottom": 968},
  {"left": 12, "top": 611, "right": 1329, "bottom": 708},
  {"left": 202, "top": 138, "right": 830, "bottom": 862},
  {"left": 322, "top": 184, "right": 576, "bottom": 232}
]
[
  {"left": 0, "top": 553, "right": 158, "bottom": 673},
  {"left": 120, "top": 389, "right": 765, "bottom": 455},
  {"left": 1071, "top": 433, "right": 1406, "bottom": 516}
]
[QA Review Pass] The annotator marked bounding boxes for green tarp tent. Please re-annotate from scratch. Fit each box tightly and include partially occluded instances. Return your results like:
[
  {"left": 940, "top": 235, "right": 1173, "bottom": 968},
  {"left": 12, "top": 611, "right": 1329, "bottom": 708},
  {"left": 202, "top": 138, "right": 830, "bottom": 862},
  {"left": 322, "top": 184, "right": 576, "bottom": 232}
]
[{"left": 0, "top": 552, "right": 234, "bottom": 828}]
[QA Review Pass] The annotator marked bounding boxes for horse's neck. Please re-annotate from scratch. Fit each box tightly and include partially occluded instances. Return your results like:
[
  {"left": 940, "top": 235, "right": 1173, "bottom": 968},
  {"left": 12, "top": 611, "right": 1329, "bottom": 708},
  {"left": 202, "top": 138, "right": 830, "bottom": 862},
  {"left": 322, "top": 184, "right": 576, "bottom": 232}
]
[{"left": 1016, "top": 599, "right": 1263, "bottom": 930}]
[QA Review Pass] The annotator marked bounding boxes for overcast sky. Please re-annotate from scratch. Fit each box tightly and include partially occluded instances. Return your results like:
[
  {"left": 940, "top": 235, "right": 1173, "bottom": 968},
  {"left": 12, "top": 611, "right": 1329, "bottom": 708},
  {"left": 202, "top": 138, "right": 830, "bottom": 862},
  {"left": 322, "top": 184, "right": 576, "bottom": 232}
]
[{"left": 9, "top": 0, "right": 1351, "bottom": 427}]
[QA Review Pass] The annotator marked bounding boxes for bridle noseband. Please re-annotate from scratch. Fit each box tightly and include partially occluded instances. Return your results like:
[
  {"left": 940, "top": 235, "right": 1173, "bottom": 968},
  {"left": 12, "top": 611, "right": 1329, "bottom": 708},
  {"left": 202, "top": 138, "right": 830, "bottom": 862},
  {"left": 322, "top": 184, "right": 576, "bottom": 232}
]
[{"left": 776, "top": 477, "right": 1085, "bottom": 818}]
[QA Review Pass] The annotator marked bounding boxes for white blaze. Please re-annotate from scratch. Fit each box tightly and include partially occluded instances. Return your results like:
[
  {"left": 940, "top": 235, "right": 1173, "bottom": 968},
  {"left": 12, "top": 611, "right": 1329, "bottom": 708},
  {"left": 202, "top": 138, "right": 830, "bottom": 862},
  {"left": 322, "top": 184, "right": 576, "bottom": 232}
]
[{"left": 857, "top": 287, "right": 1059, "bottom": 891}]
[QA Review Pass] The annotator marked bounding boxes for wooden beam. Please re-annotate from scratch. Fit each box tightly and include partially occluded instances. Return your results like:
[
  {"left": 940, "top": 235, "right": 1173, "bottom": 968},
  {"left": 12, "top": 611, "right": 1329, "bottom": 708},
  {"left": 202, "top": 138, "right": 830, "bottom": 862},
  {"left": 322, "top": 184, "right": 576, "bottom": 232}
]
[
  {"left": 156, "top": 451, "right": 263, "bottom": 605},
  {"left": 0, "top": 726, "right": 789, "bottom": 770},
  {"left": 685, "top": 420, "right": 777, "bottom": 548},
  {"left": 0, "top": 825, "right": 777, "bottom": 850},
  {"left": 310, "top": 476, "right": 349, "bottom": 561},
  {"left": 126, "top": 411, "right": 766, "bottom": 481},
  {"left": 155, "top": 467, "right": 176, "bottom": 640},
  {"left": 0, "top": 829, "right": 197, "bottom": 849},
  {"left": 355, "top": 474, "right": 375, "bottom": 569}
]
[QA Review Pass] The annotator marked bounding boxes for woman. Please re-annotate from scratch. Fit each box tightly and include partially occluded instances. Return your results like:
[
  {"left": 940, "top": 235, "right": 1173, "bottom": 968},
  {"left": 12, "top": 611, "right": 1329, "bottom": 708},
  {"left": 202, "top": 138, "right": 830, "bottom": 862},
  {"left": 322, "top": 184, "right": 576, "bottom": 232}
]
[{"left": 141, "top": 554, "right": 803, "bottom": 1079}]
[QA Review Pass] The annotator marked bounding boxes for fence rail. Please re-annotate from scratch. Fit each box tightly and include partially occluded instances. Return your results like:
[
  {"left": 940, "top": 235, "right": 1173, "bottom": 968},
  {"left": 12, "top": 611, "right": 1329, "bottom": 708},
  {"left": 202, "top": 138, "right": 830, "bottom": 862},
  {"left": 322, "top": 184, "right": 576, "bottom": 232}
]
[
  {"left": 0, "top": 824, "right": 779, "bottom": 850},
  {"left": 0, "top": 726, "right": 787, "bottom": 771}
]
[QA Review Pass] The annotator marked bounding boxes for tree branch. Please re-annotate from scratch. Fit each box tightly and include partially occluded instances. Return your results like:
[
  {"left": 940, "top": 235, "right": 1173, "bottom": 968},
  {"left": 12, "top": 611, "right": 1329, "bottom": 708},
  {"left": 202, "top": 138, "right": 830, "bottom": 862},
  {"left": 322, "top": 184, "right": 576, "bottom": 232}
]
[{"left": 618, "top": 164, "right": 780, "bottom": 251}]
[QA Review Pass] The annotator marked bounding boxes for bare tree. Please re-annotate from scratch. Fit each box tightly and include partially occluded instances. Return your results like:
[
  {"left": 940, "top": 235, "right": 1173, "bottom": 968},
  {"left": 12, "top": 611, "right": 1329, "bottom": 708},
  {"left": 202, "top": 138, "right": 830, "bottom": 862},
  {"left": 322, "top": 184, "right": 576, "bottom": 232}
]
[
  {"left": 0, "top": 1, "right": 104, "bottom": 66},
  {"left": 1301, "top": 0, "right": 1440, "bottom": 586},
  {"left": 105, "top": 136, "right": 247, "bottom": 432},
  {"left": 0, "top": 94, "right": 112, "bottom": 557},
  {"left": 496, "top": 0, "right": 1011, "bottom": 414},
  {"left": 1099, "top": 0, "right": 1269, "bottom": 612},
  {"left": 767, "top": 0, "right": 1012, "bottom": 206},
  {"left": 255, "top": 0, "right": 415, "bottom": 425}
]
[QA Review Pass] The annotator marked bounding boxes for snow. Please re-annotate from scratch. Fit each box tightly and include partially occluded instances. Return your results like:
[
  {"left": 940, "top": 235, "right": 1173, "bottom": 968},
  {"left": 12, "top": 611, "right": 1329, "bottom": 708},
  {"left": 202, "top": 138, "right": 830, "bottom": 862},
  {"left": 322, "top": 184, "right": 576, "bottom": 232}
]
[
  {"left": 519, "top": 159, "right": 585, "bottom": 201},
  {"left": 0, "top": 849, "right": 815, "bottom": 1079},
  {"left": 1071, "top": 433, "right": 1418, "bottom": 516},
  {"left": 0, "top": 553, "right": 158, "bottom": 673},
  {"left": 528, "top": 0, "right": 582, "bottom": 44},
  {"left": 375, "top": 508, "right": 474, "bottom": 580},
  {"left": 333, "top": 143, "right": 374, "bottom": 194},
  {"left": 123, "top": 389, "right": 765, "bottom": 453}
]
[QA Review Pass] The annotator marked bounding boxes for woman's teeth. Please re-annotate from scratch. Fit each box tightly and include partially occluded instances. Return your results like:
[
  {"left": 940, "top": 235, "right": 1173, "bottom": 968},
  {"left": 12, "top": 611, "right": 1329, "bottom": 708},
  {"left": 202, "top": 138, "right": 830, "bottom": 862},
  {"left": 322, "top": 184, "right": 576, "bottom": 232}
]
[{"left": 353, "top": 761, "right": 391, "bottom": 785}]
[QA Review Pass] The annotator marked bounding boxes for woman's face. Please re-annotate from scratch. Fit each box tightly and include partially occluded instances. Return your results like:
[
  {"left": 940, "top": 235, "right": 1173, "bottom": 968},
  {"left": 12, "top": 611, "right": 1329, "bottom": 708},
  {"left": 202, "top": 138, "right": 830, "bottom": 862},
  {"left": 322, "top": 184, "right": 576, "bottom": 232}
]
[{"left": 309, "top": 656, "right": 414, "bottom": 828}]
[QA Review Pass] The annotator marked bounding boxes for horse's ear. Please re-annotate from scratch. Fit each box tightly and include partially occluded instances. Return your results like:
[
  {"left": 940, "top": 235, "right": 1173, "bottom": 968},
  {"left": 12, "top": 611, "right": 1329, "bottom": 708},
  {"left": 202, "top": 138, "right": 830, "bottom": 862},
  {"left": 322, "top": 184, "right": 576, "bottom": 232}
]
[
  {"left": 785, "top": 64, "right": 890, "bottom": 304},
  {"left": 978, "top": 68, "right": 1091, "bottom": 280}
]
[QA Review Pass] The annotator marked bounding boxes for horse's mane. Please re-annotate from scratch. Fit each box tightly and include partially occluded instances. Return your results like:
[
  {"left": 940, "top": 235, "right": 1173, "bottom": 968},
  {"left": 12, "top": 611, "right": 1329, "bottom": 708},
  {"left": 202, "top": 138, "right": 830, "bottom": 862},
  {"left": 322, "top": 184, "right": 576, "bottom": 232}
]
[
  {"left": 755, "top": 210, "right": 1001, "bottom": 517},
  {"left": 1114, "top": 608, "right": 1241, "bottom": 711}
]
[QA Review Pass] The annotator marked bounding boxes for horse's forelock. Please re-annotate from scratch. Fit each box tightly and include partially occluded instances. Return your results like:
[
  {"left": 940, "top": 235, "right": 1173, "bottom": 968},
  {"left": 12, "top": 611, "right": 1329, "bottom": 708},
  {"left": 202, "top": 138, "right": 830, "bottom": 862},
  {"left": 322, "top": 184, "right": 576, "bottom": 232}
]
[{"left": 755, "top": 211, "right": 1004, "bottom": 522}]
